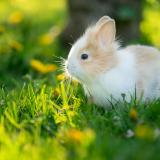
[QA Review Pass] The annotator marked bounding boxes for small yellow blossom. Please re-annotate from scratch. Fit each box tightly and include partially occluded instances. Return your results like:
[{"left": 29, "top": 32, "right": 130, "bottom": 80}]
[
  {"left": 0, "top": 25, "right": 5, "bottom": 33},
  {"left": 10, "top": 40, "right": 23, "bottom": 51},
  {"left": 129, "top": 108, "right": 138, "bottom": 121},
  {"left": 67, "top": 129, "right": 83, "bottom": 143},
  {"left": 8, "top": 11, "right": 23, "bottom": 24},
  {"left": 39, "top": 27, "right": 60, "bottom": 45},
  {"left": 57, "top": 73, "right": 67, "bottom": 81},
  {"left": 66, "top": 128, "right": 95, "bottom": 145},
  {"left": 39, "top": 33, "right": 54, "bottom": 45},
  {"left": 57, "top": 73, "right": 79, "bottom": 85},
  {"left": 30, "top": 59, "right": 57, "bottom": 74},
  {"left": 135, "top": 124, "right": 154, "bottom": 139}
]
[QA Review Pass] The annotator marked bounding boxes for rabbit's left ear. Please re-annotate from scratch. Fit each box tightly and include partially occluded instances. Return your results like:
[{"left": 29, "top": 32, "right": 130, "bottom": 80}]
[
  {"left": 95, "top": 17, "right": 116, "bottom": 48},
  {"left": 96, "top": 16, "right": 112, "bottom": 26}
]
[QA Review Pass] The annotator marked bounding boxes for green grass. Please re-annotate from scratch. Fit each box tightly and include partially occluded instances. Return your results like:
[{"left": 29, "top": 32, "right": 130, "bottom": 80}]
[
  {"left": 1, "top": 0, "right": 160, "bottom": 159},
  {"left": 1, "top": 80, "right": 160, "bottom": 160}
]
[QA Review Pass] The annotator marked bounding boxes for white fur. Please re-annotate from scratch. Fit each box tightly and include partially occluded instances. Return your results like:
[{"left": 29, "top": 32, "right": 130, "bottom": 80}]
[
  {"left": 69, "top": 41, "right": 160, "bottom": 107},
  {"left": 66, "top": 16, "right": 160, "bottom": 108},
  {"left": 83, "top": 49, "right": 137, "bottom": 106},
  {"left": 67, "top": 41, "right": 160, "bottom": 107},
  {"left": 66, "top": 36, "right": 90, "bottom": 82}
]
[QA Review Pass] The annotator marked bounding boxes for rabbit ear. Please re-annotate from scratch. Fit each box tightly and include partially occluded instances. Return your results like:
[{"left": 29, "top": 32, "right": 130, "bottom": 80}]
[
  {"left": 96, "top": 16, "right": 112, "bottom": 26},
  {"left": 96, "top": 17, "right": 116, "bottom": 48}
]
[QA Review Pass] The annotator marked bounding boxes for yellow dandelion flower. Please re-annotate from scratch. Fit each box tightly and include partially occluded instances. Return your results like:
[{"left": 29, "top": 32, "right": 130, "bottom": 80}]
[
  {"left": 30, "top": 59, "right": 57, "bottom": 74},
  {"left": 8, "top": 11, "right": 23, "bottom": 24},
  {"left": 39, "top": 33, "right": 54, "bottom": 45},
  {"left": 66, "top": 128, "right": 95, "bottom": 144},
  {"left": 0, "top": 25, "right": 5, "bottom": 33},
  {"left": 129, "top": 108, "right": 138, "bottom": 121},
  {"left": 57, "top": 73, "right": 79, "bottom": 85},
  {"left": 39, "top": 27, "right": 60, "bottom": 45},
  {"left": 57, "top": 73, "right": 67, "bottom": 81},
  {"left": 57, "top": 73, "right": 79, "bottom": 84},
  {"left": 135, "top": 124, "right": 154, "bottom": 139},
  {"left": 10, "top": 40, "right": 23, "bottom": 51},
  {"left": 67, "top": 129, "right": 83, "bottom": 143}
]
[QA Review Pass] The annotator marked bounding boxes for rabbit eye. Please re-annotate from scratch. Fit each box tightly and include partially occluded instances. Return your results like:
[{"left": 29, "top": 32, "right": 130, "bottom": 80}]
[{"left": 81, "top": 54, "right": 88, "bottom": 60}]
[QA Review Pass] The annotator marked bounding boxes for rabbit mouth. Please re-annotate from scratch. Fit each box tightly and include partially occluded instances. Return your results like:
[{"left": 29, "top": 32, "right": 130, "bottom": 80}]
[
  {"left": 66, "top": 67, "right": 83, "bottom": 81},
  {"left": 67, "top": 68, "right": 75, "bottom": 76},
  {"left": 65, "top": 61, "right": 84, "bottom": 81},
  {"left": 66, "top": 65, "right": 77, "bottom": 77},
  {"left": 65, "top": 62, "right": 77, "bottom": 76}
]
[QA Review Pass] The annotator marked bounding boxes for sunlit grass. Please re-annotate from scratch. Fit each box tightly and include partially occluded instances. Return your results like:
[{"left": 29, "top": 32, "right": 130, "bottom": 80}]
[{"left": 1, "top": 79, "right": 160, "bottom": 159}]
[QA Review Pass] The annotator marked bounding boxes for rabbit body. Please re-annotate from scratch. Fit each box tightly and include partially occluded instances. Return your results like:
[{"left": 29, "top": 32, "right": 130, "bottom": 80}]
[
  {"left": 66, "top": 16, "right": 160, "bottom": 107},
  {"left": 83, "top": 45, "right": 160, "bottom": 106}
]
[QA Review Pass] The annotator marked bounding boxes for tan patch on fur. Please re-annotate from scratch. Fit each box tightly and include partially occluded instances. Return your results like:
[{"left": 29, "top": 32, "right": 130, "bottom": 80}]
[
  {"left": 77, "top": 29, "right": 118, "bottom": 77},
  {"left": 127, "top": 45, "right": 160, "bottom": 63},
  {"left": 127, "top": 45, "right": 160, "bottom": 98}
]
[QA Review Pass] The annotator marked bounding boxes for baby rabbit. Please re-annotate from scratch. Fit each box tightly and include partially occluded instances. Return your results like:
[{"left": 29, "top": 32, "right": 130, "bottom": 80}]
[{"left": 65, "top": 16, "right": 160, "bottom": 107}]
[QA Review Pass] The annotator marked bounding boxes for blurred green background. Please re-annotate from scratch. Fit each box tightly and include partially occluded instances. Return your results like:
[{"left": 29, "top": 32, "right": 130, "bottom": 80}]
[
  {"left": 0, "top": 0, "right": 160, "bottom": 88},
  {"left": 0, "top": 0, "right": 67, "bottom": 87}
]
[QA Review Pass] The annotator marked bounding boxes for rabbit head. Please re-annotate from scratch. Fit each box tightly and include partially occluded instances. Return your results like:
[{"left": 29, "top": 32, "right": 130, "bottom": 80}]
[{"left": 65, "top": 16, "right": 119, "bottom": 83}]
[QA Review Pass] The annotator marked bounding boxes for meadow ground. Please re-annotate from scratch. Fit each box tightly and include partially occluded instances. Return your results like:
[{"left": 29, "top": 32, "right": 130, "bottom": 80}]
[{"left": 0, "top": 0, "right": 160, "bottom": 160}]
